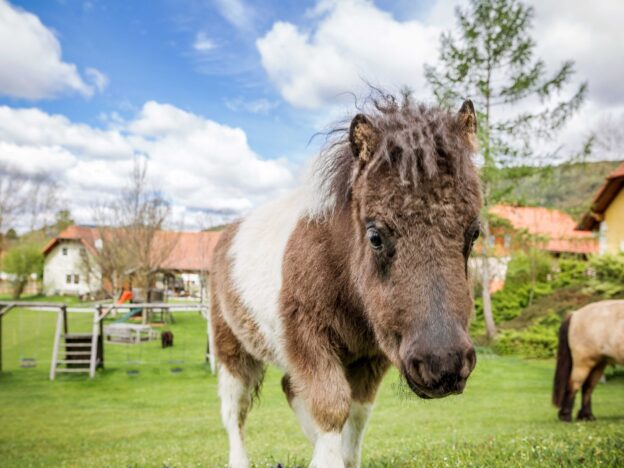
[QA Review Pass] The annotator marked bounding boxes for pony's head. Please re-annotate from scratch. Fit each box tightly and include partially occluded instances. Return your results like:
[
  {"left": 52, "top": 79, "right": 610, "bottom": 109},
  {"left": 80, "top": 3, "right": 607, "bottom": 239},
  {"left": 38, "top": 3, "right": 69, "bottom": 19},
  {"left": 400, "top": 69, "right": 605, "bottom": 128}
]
[{"left": 325, "top": 95, "right": 482, "bottom": 398}]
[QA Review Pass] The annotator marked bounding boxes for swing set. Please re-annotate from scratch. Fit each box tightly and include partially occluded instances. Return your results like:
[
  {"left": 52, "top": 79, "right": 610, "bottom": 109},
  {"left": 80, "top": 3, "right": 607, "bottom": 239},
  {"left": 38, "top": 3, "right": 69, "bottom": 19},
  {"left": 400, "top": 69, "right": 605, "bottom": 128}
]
[{"left": 0, "top": 301, "right": 215, "bottom": 379}]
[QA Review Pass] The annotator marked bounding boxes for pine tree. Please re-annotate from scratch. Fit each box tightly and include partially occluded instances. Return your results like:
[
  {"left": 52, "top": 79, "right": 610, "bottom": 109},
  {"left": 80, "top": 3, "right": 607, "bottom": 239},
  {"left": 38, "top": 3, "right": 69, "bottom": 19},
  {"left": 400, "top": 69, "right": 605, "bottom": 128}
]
[{"left": 425, "top": 0, "right": 587, "bottom": 340}]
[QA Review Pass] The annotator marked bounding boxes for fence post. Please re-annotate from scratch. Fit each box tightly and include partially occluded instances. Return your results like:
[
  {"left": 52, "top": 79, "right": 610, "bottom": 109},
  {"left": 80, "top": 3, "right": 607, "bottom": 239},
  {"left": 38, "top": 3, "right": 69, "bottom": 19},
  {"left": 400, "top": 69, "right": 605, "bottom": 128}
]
[{"left": 0, "top": 310, "right": 3, "bottom": 373}]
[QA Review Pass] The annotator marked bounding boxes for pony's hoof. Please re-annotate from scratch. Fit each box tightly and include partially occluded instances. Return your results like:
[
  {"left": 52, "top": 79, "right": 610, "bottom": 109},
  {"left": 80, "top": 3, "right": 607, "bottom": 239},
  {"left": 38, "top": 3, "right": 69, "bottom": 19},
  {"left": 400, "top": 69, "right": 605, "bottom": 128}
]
[
  {"left": 558, "top": 411, "right": 572, "bottom": 422},
  {"left": 577, "top": 412, "right": 596, "bottom": 421}
]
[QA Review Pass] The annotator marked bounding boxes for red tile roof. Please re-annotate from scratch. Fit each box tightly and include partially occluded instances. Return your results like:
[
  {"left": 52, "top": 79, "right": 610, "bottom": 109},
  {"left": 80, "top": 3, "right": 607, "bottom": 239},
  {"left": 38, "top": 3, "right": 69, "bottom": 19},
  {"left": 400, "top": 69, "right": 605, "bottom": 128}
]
[
  {"left": 490, "top": 205, "right": 597, "bottom": 254},
  {"left": 43, "top": 226, "right": 223, "bottom": 272},
  {"left": 577, "top": 162, "right": 624, "bottom": 231}
]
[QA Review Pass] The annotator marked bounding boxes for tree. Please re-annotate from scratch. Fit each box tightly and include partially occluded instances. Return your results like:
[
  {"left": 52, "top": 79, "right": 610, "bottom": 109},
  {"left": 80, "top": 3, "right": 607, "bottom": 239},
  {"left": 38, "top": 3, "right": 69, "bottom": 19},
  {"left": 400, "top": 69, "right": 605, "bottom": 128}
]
[
  {"left": 425, "top": 0, "right": 587, "bottom": 340},
  {"left": 0, "top": 164, "right": 59, "bottom": 249},
  {"left": 86, "top": 158, "right": 178, "bottom": 298},
  {"left": 2, "top": 242, "right": 44, "bottom": 299},
  {"left": 53, "top": 210, "right": 74, "bottom": 233}
]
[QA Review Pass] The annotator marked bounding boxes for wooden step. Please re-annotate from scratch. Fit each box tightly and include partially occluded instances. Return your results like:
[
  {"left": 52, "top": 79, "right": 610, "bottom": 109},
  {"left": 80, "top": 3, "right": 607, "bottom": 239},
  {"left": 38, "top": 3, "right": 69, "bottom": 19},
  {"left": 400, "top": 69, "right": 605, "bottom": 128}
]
[
  {"left": 63, "top": 342, "right": 92, "bottom": 348},
  {"left": 64, "top": 333, "right": 93, "bottom": 338},
  {"left": 57, "top": 359, "right": 91, "bottom": 365},
  {"left": 63, "top": 351, "right": 92, "bottom": 356},
  {"left": 55, "top": 368, "right": 90, "bottom": 373}
]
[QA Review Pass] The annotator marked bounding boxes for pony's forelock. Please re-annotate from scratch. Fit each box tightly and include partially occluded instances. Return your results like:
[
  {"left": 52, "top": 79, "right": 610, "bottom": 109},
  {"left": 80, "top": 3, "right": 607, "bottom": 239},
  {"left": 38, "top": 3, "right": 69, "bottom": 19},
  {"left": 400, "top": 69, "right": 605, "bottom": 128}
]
[{"left": 305, "top": 91, "right": 476, "bottom": 219}]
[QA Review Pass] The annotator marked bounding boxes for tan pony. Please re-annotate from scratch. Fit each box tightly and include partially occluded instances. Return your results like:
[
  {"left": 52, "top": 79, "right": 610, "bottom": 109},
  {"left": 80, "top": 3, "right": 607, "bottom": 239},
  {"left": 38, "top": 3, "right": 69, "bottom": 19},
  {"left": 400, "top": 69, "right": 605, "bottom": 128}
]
[
  {"left": 553, "top": 300, "right": 624, "bottom": 421},
  {"left": 210, "top": 94, "right": 483, "bottom": 467}
]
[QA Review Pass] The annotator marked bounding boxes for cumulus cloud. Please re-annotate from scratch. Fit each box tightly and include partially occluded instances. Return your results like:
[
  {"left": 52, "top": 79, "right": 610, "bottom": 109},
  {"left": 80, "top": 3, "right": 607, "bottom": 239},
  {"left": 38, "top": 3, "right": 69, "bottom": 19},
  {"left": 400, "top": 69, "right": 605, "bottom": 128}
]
[
  {"left": 0, "top": 103, "right": 295, "bottom": 227},
  {"left": 0, "top": 1, "right": 106, "bottom": 100},
  {"left": 528, "top": 0, "right": 624, "bottom": 106},
  {"left": 256, "top": 0, "right": 623, "bottom": 163},
  {"left": 257, "top": 0, "right": 440, "bottom": 109}
]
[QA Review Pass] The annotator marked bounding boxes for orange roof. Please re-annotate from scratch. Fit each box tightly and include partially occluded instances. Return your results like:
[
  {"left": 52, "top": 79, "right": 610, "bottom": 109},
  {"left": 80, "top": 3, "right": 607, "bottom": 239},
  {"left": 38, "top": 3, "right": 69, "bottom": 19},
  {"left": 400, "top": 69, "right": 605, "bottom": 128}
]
[
  {"left": 577, "top": 161, "right": 624, "bottom": 231},
  {"left": 43, "top": 226, "right": 223, "bottom": 272},
  {"left": 490, "top": 205, "right": 597, "bottom": 254}
]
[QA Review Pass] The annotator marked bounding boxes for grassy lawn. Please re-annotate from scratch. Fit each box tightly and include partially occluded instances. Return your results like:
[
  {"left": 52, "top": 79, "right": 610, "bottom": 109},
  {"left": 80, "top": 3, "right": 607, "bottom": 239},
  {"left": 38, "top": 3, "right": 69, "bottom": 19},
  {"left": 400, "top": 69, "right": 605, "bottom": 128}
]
[{"left": 1, "top": 307, "right": 623, "bottom": 467}]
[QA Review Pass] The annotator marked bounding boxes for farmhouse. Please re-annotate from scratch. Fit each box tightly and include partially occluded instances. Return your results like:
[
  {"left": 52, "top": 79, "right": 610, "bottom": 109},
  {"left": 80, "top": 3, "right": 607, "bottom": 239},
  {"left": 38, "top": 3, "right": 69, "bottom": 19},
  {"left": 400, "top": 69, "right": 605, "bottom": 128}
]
[
  {"left": 476, "top": 205, "right": 598, "bottom": 292},
  {"left": 490, "top": 205, "right": 598, "bottom": 256},
  {"left": 42, "top": 225, "right": 223, "bottom": 297},
  {"left": 576, "top": 162, "right": 624, "bottom": 254}
]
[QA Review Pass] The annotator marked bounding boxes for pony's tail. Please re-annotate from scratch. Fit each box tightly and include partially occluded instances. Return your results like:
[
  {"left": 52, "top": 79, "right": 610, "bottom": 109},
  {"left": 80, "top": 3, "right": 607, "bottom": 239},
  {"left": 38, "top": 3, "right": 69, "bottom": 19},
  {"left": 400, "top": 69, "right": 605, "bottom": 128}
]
[{"left": 552, "top": 315, "right": 573, "bottom": 408}]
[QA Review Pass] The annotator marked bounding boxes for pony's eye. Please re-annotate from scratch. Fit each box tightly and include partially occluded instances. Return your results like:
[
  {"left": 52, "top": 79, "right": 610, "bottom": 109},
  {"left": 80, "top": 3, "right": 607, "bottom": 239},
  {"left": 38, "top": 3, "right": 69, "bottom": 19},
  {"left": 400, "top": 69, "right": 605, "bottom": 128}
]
[
  {"left": 367, "top": 227, "right": 383, "bottom": 250},
  {"left": 470, "top": 224, "right": 480, "bottom": 244}
]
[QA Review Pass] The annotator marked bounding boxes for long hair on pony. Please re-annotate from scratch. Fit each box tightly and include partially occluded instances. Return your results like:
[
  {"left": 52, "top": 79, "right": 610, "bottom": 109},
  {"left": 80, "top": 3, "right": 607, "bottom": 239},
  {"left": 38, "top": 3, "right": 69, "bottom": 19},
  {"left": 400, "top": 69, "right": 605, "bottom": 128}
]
[{"left": 552, "top": 315, "right": 573, "bottom": 407}]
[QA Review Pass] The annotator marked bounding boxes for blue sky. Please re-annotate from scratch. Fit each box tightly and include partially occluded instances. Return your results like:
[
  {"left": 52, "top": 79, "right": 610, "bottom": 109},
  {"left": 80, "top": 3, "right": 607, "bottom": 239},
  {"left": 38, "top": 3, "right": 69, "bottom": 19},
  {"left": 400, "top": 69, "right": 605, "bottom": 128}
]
[
  {"left": 0, "top": 0, "right": 622, "bottom": 228},
  {"left": 3, "top": 0, "right": 434, "bottom": 160}
]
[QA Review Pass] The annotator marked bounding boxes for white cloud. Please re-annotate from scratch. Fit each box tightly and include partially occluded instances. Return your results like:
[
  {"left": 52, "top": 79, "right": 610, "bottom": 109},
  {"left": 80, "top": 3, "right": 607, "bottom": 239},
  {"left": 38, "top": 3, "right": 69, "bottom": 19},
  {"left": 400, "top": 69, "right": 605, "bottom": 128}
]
[
  {"left": 527, "top": 0, "right": 624, "bottom": 106},
  {"left": 214, "top": 0, "right": 254, "bottom": 32},
  {"left": 0, "top": 1, "right": 105, "bottom": 100},
  {"left": 225, "top": 97, "right": 279, "bottom": 114},
  {"left": 257, "top": 0, "right": 440, "bottom": 109},
  {"left": 0, "top": 102, "right": 295, "bottom": 227},
  {"left": 85, "top": 67, "right": 109, "bottom": 93},
  {"left": 193, "top": 32, "right": 216, "bottom": 52}
]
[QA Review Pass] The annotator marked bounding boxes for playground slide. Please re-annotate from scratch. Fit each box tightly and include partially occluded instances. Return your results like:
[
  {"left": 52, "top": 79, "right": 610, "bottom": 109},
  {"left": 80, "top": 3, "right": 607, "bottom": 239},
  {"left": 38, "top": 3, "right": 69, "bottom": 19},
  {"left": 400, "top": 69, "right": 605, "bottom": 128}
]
[
  {"left": 114, "top": 290, "right": 142, "bottom": 323},
  {"left": 115, "top": 307, "right": 143, "bottom": 324}
]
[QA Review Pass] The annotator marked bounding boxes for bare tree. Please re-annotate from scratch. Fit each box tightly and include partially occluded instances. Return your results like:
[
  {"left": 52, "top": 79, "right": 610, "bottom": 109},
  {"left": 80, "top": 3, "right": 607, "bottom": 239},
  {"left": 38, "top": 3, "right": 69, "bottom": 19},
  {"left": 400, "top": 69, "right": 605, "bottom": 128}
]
[
  {"left": 85, "top": 158, "right": 179, "bottom": 298},
  {"left": 0, "top": 164, "right": 59, "bottom": 248}
]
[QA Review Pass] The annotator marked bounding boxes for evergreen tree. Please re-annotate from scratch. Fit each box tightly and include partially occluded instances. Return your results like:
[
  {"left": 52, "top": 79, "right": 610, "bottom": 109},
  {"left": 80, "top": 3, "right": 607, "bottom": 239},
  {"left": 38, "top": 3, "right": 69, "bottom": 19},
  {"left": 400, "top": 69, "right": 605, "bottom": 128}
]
[{"left": 425, "top": 0, "right": 587, "bottom": 339}]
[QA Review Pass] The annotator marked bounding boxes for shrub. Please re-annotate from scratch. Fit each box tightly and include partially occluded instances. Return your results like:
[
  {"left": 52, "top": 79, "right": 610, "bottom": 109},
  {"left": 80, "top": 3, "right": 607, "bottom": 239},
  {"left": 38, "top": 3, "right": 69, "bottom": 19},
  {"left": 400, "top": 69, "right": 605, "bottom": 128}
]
[
  {"left": 493, "top": 313, "right": 560, "bottom": 358},
  {"left": 2, "top": 242, "right": 44, "bottom": 299},
  {"left": 504, "top": 249, "right": 553, "bottom": 290},
  {"left": 589, "top": 253, "right": 624, "bottom": 296}
]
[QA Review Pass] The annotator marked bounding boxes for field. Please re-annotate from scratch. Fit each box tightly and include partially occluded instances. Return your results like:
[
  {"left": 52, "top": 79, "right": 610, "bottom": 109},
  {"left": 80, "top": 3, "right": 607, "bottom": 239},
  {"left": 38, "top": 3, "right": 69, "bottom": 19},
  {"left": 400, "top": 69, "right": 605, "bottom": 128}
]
[{"left": 1, "top": 305, "right": 623, "bottom": 467}]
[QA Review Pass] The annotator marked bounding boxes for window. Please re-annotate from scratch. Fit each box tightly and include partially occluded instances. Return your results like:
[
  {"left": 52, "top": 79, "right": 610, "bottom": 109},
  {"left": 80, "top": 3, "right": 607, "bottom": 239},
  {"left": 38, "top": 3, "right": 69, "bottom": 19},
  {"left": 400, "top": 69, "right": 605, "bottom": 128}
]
[
  {"left": 62, "top": 247, "right": 68, "bottom": 256},
  {"left": 66, "top": 274, "right": 72, "bottom": 284},
  {"left": 503, "top": 235, "right": 511, "bottom": 249},
  {"left": 73, "top": 274, "right": 80, "bottom": 284}
]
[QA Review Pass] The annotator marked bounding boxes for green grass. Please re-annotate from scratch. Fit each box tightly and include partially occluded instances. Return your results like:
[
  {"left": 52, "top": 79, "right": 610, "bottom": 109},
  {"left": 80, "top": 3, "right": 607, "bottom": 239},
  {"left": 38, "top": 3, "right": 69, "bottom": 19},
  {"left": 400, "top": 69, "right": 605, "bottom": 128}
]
[{"left": 1, "top": 308, "right": 623, "bottom": 467}]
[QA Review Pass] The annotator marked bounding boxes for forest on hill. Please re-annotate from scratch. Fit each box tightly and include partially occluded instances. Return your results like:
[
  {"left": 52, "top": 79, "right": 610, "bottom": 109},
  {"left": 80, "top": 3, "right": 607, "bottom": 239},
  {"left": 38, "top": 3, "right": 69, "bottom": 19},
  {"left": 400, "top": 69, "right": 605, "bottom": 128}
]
[{"left": 493, "top": 160, "right": 622, "bottom": 219}]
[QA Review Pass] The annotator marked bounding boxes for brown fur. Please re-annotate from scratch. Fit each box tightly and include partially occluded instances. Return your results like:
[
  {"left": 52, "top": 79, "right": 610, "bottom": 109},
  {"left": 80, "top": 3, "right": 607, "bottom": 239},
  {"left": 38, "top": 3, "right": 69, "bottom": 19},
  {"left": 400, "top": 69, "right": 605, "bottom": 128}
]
[{"left": 553, "top": 315, "right": 573, "bottom": 408}]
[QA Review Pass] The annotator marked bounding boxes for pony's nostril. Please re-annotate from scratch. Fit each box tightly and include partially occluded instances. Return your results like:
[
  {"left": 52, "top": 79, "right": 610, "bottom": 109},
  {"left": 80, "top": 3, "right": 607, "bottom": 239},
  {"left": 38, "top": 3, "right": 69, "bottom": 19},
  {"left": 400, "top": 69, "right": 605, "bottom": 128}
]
[{"left": 466, "top": 347, "right": 477, "bottom": 370}]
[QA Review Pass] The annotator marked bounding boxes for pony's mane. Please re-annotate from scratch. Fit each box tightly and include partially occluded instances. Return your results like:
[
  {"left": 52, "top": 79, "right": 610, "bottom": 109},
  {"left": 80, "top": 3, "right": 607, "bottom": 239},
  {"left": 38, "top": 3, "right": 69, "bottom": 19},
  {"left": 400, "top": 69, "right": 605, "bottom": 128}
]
[{"left": 305, "top": 91, "right": 476, "bottom": 219}]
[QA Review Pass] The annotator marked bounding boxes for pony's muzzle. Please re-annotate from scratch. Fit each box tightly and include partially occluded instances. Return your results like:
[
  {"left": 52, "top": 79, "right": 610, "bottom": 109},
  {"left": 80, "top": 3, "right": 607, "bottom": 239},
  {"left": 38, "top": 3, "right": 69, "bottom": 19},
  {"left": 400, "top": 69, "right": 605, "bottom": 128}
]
[{"left": 402, "top": 346, "right": 476, "bottom": 399}]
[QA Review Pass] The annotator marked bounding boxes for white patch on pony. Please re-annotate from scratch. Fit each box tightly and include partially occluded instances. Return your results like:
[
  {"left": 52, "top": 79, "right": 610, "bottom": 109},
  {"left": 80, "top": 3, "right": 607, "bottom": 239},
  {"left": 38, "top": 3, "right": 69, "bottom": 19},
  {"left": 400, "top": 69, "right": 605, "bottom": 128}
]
[
  {"left": 218, "top": 365, "right": 250, "bottom": 468},
  {"left": 229, "top": 151, "right": 341, "bottom": 366},
  {"left": 341, "top": 403, "right": 372, "bottom": 468},
  {"left": 291, "top": 396, "right": 320, "bottom": 444},
  {"left": 311, "top": 432, "right": 344, "bottom": 468},
  {"left": 230, "top": 190, "right": 307, "bottom": 366}
]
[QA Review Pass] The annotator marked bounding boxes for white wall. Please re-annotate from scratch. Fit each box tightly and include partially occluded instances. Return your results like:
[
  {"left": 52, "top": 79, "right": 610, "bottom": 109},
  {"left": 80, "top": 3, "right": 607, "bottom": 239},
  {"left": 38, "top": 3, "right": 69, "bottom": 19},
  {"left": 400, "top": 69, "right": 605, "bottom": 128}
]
[{"left": 43, "top": 241, "right": 102, "bottom": 296}]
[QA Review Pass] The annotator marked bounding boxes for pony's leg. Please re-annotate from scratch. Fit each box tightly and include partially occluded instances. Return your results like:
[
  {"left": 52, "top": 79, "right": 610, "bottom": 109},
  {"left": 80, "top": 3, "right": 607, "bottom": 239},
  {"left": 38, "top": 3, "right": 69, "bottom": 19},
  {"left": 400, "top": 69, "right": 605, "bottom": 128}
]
[
  {"left": 214, "top": 310, "right": 264, "bottom": 468},
  {"left": 559, "top": 362, "right": 593, "bottom": 422},
  {"left": 342, "top": 357, "right": 390, "bottom": 468},
  {"left": 282, "top": 371, "right": 348, "bottom": 468},
  {"left": 577, "top": 360, "right": 607, "bottom": 421},
  {"left": 282, "top": 374, "right": 320, "bottom": 444},
  {"left": 286, "top": 356, "right": 351, "bottom": 466}
]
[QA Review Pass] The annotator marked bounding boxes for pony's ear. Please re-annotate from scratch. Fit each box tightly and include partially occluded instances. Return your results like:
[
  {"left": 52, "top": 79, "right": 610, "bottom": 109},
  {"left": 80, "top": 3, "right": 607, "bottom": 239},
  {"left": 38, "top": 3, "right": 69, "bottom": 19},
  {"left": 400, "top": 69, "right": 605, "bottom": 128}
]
[
  {"left": 458, "top": 99, "right": 477, "bottom": 134},
  {"left": 349, "top": 114, "right": 379, "bottom": 162}
]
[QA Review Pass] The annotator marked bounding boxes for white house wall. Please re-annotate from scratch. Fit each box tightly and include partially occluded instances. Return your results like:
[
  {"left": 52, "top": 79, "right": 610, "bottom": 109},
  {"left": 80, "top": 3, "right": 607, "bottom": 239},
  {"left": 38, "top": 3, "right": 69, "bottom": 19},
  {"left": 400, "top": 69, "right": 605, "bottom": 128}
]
[{"left": 43, "top": 241, "right": 102, "bottom": 296}]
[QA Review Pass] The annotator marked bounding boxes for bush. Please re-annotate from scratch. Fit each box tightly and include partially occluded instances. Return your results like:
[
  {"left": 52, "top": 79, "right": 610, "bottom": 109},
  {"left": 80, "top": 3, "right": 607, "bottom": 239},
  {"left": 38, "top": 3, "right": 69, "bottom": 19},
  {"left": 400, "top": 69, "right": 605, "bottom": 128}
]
[
  {"left": 589, "top": 253, "right": 624, "bottom": 296},
  {"left": 504, "top": 249, "right": 553, "bottom": 289},
  {"left": 493, "top": 313, "right": 560, "bottom": 358},
  {"left": 2, "top": 242, "right": 44, "bottom": 299}
]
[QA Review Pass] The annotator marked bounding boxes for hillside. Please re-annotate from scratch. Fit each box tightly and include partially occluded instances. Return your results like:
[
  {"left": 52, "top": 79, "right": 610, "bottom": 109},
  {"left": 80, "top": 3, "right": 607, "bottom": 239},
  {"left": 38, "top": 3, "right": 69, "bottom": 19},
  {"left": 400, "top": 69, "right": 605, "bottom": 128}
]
[{"left": 493, "top": 160, "right": 622, "bottom": 219}]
